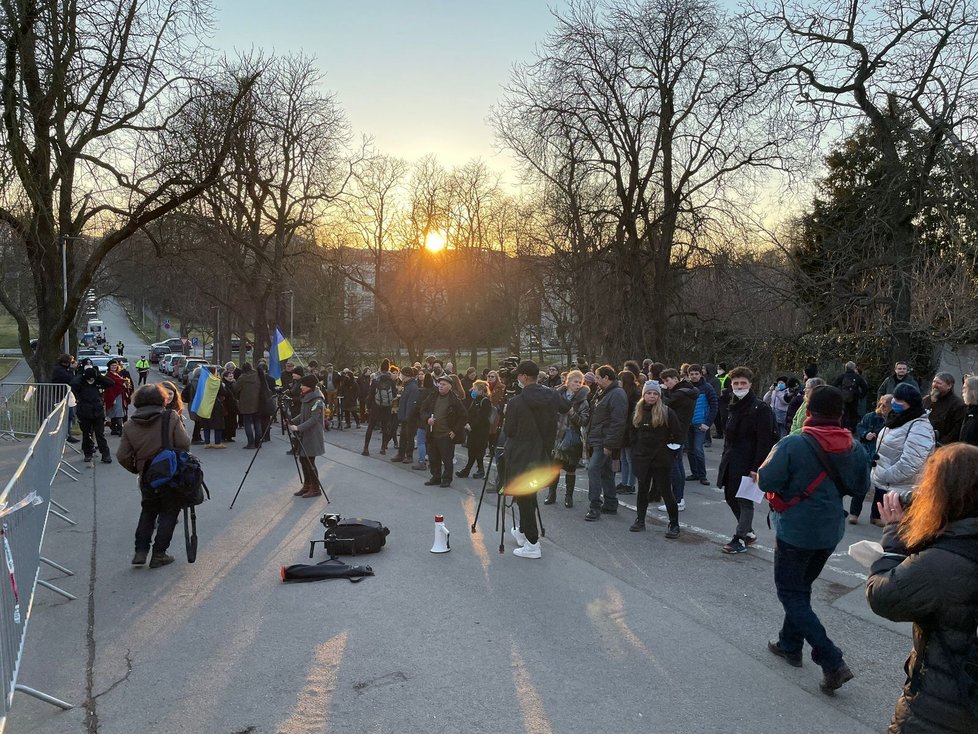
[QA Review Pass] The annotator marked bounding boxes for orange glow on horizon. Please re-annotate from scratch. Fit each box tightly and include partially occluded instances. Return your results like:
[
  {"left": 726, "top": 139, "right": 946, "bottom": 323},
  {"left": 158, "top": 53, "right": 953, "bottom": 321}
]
[{"left": 423, "top": 229, "right": 447, "bottom": 252}]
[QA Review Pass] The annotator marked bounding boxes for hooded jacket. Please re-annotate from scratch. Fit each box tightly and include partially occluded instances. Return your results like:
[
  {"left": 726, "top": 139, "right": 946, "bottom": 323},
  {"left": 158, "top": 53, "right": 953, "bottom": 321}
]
[
  {"left": 758, "top": 423, "right": 870, "bottom": 549},
  {"left": 663, "top": 380, "right": 699, "bottom": 434},
  {"left": 232, "top": 369, "right": 262, "bottom": 415},
  {"left": 117, "top": 406, "right": 191, "bottom": 475},
  {"left": 70, "top": 373, "right": 113, "bottom": 420},
  {"left": 503, "top": 382, "right": 567, "bottom": 479},
  {"left": 872, "top": 413, "right": 935, "bottom": 493},
  {"left": 294, "top": 387, "right": 326, "bottom": 456},
  {"left": 867, "top": 518, "right": 978, "bottom": 733},
  {"left": 587, "top": 379, "right": 628, "bottom": 449}
]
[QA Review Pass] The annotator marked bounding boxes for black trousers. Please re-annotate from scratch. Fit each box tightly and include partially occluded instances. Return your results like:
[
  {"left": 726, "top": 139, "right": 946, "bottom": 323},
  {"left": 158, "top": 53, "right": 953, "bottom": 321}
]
[
  {"left": 636, "top": 465, "right": 676, "bottom": 526},
  {"left": 78, "top": 415, "right": 109, "bottom": 458},
  {"left": 138, "top": 371, "right": 148, "bottom": 386},
  {"left": 427, "top": 435, "right": 455, "bottom": 481},
  {"left": 517, "top": 494, "right": 540, "bottom": 544},
  {"left": 135, "top": 507, "right": 180, "bottom": 553},
  {"left": 462, "top": 433, "right": 488, "bottom": 473},
  {"left": 364, "top": 408, "right": 393, "bottom": 448},
  {"left": 398, "top": 419, "right": 416, "bottom": 457}
]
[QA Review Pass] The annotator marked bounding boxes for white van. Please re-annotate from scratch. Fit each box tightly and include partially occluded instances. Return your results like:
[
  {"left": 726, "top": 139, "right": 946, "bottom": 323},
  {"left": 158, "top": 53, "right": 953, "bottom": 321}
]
[{"left": 87, "top": 319, "right": 104, "bottom": 334}]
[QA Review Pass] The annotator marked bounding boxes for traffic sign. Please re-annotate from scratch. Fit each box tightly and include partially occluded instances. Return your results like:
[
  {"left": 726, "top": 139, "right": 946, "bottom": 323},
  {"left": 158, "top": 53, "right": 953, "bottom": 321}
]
[
  {"left": 163, "top": 320, "right": 171, "bottom": 330},
  {"left": 191, "top": 337, "right": 199, "bottom": 346}
]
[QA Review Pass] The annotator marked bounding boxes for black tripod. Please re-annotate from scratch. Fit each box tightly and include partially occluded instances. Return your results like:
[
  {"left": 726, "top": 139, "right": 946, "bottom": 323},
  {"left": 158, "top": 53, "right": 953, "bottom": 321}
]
[
  {"left": 469, "top": 407, "right": 545, "bottom": 553},
  {"left": 228, "top": 400, "right": 330, "bottom": 509}
]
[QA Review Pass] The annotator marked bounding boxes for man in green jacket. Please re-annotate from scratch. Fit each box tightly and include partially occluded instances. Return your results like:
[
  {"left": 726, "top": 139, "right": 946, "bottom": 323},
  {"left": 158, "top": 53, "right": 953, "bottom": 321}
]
[{"left": 758, "top": 385, "right": 870, "bottom": 694}]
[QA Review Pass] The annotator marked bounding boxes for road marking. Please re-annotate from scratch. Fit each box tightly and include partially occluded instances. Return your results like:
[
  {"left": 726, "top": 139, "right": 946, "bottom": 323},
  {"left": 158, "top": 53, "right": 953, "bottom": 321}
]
[{"left": 279, "top": 631, "right": 348, "bottom": 734}]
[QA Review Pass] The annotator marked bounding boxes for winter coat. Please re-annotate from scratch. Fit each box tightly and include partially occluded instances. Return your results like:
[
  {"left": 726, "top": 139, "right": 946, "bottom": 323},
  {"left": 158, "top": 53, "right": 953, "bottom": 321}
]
[
  {"left": 763, "top": 386, "right": 792, "bottom": 427},
  {"left": 102, "top": 371, "right": 129, "bottom": 413},
  {"left": 357, "top": 372, "right": 372, "bottom": 400},
  {"left": 718, "top": 391, "right": 777, "bottom": 489},
  {"left": 620, "top": 386, "right": 640, "bottom": 448},
  {"left": 198, "top": 382, "right": 231, "bottom": 431},
  {"left": 70, "top": 374, "right": 113, "bottom": 420},
  {"left": 554, "top": 385, "right": 590, "bottom": 449},
  {"left": 232, "top": 370, "right": 262, "bottom": 415},
  {"left": 758, "top": 426, "right": 870, "bottom": 549},
  {"left": 117, "top": 406, "right": 191, "bottom": 475},
  {"left": 51, "top": 363, "right": 75, "bottom": 386},
  {"left": 855, "top": 410, "right": 887, "bottom": 456},
  {"left": 293, "top": 387, "right": 326, "bottom": 456},
  {"left": 924, "top": 391, "right": 967, "bottom": 446},
  {"left": 587, "top": 380, "right": 628, "bottom": 450},
  {"left": 877, "top": 372, "right": 922, "bottom": 400},
  {"left": 369, "top": 373, "right": 397, "bottom": 415},
  {"left": 785, "top": 391, "right": 804, "bottom": 429},
  {"left": 866, "top": 518, "right": 978, "bottom": 733},
  {"left": 421, "top": 390, "right": 466, "bottom": 442},
  {"left": 960, "top": 405, "right": 978, "bottom": 447},
  {"left": 340, "top": 374, "right": 360, "bottom": 405},
  {"left": 690, "top": 378, "right": 719, "bottom": 428},
  {"left": 833, "top": 369, "right": 869, "bottom": 404},
  {"left": 789, "top": 399, "right": 808, "bottom": 435},
  {"left": 631, "top": 403, "right": 683, "bottom": 474},
  {"left": 871, "top": 414, "right": 936, "bottom": 494},
  {"left": 503, "top": 383, "right": 566, "bottom": 480},
  {"left": 465, "top": 395, "right": 492, "bottom": 444},
  {"left": 663, "top": 380, "right": 698, "bottom": 434},
  {"left": 397, "top": 379, "right": 420, "bottom": 422}
]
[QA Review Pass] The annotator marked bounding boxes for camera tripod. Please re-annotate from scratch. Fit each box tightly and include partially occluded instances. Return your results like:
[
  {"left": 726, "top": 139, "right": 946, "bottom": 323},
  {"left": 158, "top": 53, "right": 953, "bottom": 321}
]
[
  {"left": 228, "top": 398, "right": 331, "bottom": 509},
  {"left": 469, "top": 406, "right": 545, "bottom": 554}
]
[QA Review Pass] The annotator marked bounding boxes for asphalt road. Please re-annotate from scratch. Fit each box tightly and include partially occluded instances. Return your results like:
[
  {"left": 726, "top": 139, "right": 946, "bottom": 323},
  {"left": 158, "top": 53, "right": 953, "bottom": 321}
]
[{"left": 10, "top": 301, "right": 914, "bottom": 734}]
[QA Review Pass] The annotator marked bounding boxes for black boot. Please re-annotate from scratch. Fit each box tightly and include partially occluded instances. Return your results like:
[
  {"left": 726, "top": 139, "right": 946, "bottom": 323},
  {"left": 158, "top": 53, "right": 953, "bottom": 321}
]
[
  {"left": 543, "top": 476, "right": 558, "bottom": 505},
  {"left": 564, "top": 474, "right": 576, "bottom": 508}
]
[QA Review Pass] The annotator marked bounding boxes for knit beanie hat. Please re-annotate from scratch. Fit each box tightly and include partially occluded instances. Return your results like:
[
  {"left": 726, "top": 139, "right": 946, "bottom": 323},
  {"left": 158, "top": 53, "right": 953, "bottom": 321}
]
[
  {"left": 401, "top": 366, "right": 416, "bottom": 378},
  {"left": 299, "top": 374, "right": 318, "bottom": 388},
  {"left": 642, "top": 380, "right": 662, "bottom": 394},
  {"left": 892, "top": 381, "right": 922, "bottom": 407},
  {"left": 584, "top": 372, "right": 596, "bottom": 383},
  {"left": 807, "top": 385, "right": 845, "bottom": 418},
  {"left": 291, "top": 365, "right": 304, "bottom": 377}
]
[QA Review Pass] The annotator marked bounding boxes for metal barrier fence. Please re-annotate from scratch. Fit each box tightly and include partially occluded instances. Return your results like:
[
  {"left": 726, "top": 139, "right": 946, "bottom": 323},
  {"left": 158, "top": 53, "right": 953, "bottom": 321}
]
[{"left": 0, "top": 383, "right": 73, "bottom": 732}]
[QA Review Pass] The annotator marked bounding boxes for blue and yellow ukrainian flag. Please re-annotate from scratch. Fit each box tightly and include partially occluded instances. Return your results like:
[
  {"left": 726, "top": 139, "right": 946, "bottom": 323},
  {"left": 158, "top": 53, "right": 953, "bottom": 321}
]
[
  {"left": 190, "top": 369, "right": 222, "bottom": 419},
  {"left": 267, "top": 327, "right": 295, "bottom": 384}
]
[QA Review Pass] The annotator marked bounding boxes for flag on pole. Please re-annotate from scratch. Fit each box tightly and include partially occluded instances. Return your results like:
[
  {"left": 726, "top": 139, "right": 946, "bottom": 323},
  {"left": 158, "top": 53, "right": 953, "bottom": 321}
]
[
  {"left": 267, "top": 327, "right": 295, "bottom": 384},
  {"left": 190, "top": 369, "right": 222, "bottom": 419}
]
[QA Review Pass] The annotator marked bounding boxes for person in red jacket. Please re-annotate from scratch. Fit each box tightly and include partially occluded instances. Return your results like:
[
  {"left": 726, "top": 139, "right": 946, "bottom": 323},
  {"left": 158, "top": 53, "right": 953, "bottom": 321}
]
[{"left": 103, "top": 359, "right": 129, "bottom": 436}]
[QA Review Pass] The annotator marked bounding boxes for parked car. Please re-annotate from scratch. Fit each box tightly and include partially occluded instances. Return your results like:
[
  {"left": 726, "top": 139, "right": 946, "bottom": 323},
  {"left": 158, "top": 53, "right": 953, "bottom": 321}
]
[
  {"left": 169, "top": 355, "right": 188, "bottom": 377},
  {"left": 159, "top": 353, "right": 176, "bottom": 374},
  {"left": 88, "top": 355, "right": 129, "bottom": 372},
  {"left": 180, "top": 359, "right": 208, "bottom": 385},
  {"left": 77, "top": 348, "right": 99, "bottom": 357},
  {"left": 152, "top": 337, "right": 186, "bottom": 352},
  {"left": 150, "top": 345, "right": 171, "bottom": 363}
]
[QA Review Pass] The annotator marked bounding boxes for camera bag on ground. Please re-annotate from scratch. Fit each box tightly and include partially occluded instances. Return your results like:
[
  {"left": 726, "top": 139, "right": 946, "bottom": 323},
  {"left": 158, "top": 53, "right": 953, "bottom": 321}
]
[
  {"left": 141, "top": 410, "right": 208, "bottom": 507},
  {"left": 281, "top": 558, "right": 374, "bottom": 583},
  {"left": 312, "top": 517, "right": 389, "bottom": 557}
]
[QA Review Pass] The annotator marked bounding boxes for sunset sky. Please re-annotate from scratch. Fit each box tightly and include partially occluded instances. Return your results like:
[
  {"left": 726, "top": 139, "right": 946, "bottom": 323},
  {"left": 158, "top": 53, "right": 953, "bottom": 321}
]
[{"left": 211, "top": 1, "right": 570, "bottom": 175}]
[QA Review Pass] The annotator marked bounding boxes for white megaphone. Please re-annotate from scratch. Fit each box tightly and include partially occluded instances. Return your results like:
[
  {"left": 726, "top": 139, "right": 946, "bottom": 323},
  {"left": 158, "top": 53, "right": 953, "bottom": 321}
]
[{"left": 430, "top": 515, "right": 451, "bottom": 554}]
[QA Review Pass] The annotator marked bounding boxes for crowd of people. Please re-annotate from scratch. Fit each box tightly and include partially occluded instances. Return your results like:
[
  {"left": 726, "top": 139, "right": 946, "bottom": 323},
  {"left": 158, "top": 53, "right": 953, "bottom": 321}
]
[{"left": 50, "top": 348, "right": 978, "bottom": 731}]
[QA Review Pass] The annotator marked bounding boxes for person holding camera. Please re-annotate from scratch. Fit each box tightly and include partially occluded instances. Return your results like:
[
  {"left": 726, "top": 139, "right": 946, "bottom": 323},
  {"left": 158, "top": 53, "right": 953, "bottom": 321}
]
[
  {"left": 288, "top": 374, "right": 326, "bottom": 498},
  {"left": 871, "top": 382, "right": 936, "bottom": 503},
  {"left": 867, "top": 444, "right": 978, "bottom": 733},
  {"left": 504, "top": 361, "right": 567, "bottom": 558},
  {"left": 543, "top": 369, "right": 590, "bottom": 508},
  {"left": 70, "top": 365, "right": 114, "bottom": 463},
  {"left": 117, "top": 384, "right": 191, "bottom": 568},
  {"left": 758, "top": 386, "right": 870, "bottom": 694}
]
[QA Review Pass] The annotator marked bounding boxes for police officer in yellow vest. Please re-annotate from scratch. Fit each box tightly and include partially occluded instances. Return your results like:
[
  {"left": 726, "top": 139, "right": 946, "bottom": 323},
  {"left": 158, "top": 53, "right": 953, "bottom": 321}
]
[{"left": 136, "top": 356, "right": 150, "bottom": 385}]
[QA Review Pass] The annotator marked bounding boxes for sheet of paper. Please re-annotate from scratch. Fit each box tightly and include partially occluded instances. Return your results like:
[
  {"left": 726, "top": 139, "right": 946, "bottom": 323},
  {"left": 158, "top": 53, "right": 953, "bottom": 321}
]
[{"left": 735, "top": 475, "right": 765, "bottom": 504}]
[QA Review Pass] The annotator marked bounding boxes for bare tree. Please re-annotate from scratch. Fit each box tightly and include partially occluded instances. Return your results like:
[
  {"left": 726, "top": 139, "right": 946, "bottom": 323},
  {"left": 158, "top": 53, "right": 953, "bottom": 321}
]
[{"left": 0, "top": 0, "right": 255, "bottom": 379}]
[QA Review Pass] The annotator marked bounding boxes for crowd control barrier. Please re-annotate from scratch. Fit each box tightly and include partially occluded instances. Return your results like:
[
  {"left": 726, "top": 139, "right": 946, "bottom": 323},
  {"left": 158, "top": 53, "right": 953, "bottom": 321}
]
[{"left": 0, "top": 383, "right": 74, "bottom": 731}]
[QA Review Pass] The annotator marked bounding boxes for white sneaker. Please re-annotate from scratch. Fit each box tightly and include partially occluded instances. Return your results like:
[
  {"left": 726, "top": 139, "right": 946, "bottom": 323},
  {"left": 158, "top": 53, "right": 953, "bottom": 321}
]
[
  {"left": 513, "top": 542, "right": 541, "bottom": 559},
  {"left": 657, "top": 500, "right": 686, "bottom": 512},
  {"left": 511, "top": 527, "right": 527, "bottom": 547}
]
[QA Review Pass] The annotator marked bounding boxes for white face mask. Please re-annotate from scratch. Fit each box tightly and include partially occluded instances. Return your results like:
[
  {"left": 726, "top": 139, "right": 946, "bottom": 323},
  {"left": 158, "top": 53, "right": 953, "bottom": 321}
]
[{"left": 732, "top": 388, "right": 750, "bottom": 399}]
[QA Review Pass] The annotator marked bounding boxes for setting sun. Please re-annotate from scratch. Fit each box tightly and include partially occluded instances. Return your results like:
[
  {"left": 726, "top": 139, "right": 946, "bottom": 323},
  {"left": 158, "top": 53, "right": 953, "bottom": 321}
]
[{"left": 423, "top": 229, "right": 447, "bottom": 252}]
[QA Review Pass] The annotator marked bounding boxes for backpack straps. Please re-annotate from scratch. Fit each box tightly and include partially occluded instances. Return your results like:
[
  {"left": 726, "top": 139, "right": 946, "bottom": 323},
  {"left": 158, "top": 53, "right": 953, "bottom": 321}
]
[{"left": 802, "top": 433, "right": 852, "bottom": 497}]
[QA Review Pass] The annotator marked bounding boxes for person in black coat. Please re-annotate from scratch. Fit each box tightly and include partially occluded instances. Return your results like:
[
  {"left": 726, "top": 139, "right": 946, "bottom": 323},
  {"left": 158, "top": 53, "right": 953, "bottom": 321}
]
[
  {"left": 503, "top": 361, "right": 568, "bottom": 558},
  {"left": 717, "top": 366, "right": 777, "bottom": 554},
  {"left": 51, "top": 353, "right": 80, "bottom": 443},
  {"left": 661, "top": 368, "right": 698, "bottom": 509},
  {"left": 867, "top": 444, "right": 978, "bottom": 733},
  {"left": 630, "top": 380, "right": 684, "bottom": 537},
  {"left": 960, "top": 375, "right": 978, "bottom": 447},
  {"left": 420, "top": 374, "right": 467, "bottom": 487},
  {"left": 457, "top": 379, "right": 492, "bottom": 478},
  {"left": 70, "top": 366, "right": 113, "bottom": 462}
]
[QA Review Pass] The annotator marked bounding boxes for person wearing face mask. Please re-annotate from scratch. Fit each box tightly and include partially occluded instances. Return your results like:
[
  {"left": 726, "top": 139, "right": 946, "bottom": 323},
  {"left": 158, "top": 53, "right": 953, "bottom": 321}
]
[
  {"left": 763, "top": 375, "right": 792, "bottom": 438},
  {"left": 922, "top": 372, "right": 967, "bottom": 446},
  {"left": 544, "top": 370, "right": 590, "bottom": 508},
  {"left": 630, "top": 380, "right": 683, "bottom": 537},
  {"left": 456, "top": 379, "right": 492, "bottom": 479},
  {"left": 103, "top": 359, "right": 129, "bottom": 436},
  {"left": 718, "top": 367, "right": 778, "bottom": 554},
  {"left": 70, "top": 366, "right": 114, "bottom": 463},
  {"left": 848, "top": 394, "right": 893, "bottom": 526},
  {"left": 503, "top": 361, "right": 568, "bottom": 558},
  {"left": 872, "top": 382, "right": 936, "bottom": 503}
]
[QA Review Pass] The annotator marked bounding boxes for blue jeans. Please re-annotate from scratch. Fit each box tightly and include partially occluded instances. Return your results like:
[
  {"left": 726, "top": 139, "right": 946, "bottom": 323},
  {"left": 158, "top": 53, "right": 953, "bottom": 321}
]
[
  {"left": 241, "top": 413, "right": 260, "bottom": 446},
  {"left": 619, "top": 446, "right": 635, "bottom": 488},
  {"left": 686, "top": 426, "right": 707, "bottom": 479},
  {"left": 587, "top": 449, "right": 617, "bottom": 509},
  {"left": 774, "top": 539, "right": 844, "bottom": 672},
  {"left": 203, "top": 428, "right": 223, "bottom": 445},
  {"left": 671, "top": 444, "right": 686, "bottom": 501},
  {"left": 415, "top": 428, "right": 427, "bottom": 463}
]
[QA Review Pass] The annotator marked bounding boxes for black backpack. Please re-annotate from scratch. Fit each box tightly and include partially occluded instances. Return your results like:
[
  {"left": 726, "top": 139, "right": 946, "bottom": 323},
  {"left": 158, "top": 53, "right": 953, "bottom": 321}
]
[
  {"left": 310, "top": 517, "right": 389, "bottom": 557},
  {"left": 840, "top": 373, "right": 860, "bottom": 404},
  {"left": 141, "top": 411, "right": 208, "bottom": 507}
]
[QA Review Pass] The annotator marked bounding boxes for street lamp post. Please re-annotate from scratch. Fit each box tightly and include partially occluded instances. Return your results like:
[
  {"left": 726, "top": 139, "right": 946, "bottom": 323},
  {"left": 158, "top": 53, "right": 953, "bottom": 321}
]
[{"left": 210, "top": 305, "right": 220, "bottom": 365}]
